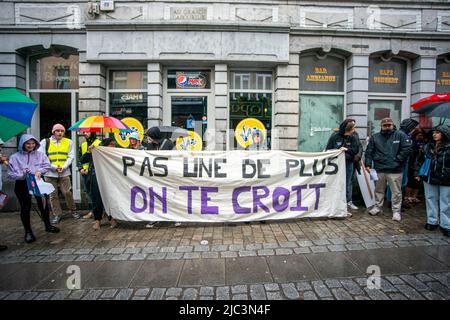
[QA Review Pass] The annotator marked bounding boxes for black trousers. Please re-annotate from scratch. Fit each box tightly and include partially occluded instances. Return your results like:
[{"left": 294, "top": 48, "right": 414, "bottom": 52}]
[
  {"left": 14, "top": 180, "right": 50, "bottom": 232},
  {"left": 89, "top": 172, "right": 111, "bottom": 222}
]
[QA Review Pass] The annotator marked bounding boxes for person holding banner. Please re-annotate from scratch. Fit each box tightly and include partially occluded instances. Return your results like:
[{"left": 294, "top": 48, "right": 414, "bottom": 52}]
[
  {"left": 7, "top": 134, "right": 60, "bottom": 243},
  {"left": 144, "top": 127, "right": 180, "bottom": 228},
  {"left": 145, "top": 127, "right": 174, "bottom": 151},
  {"left": 414, "top": 125, "right": 450, "bottom": 237},
  {"left": 365, "top": 118, "right": 412, "bottom": 222},
  {"left": 128, "top": 132, "right": 145, "bottom": 150},
  {"left": 80, "top": 137, "right": 118, "bottom": 230},
  {"left": 326, "top": 120, "right": 360, "bottom": 215},
  {"left": 78, "top": 132, "right": 102, "bottom": 220}
]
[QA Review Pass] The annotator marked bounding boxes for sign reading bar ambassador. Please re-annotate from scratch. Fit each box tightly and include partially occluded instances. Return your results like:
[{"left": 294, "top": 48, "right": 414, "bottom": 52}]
[{"left": 92, "top": 148, "right": 347, "bottom": 222}]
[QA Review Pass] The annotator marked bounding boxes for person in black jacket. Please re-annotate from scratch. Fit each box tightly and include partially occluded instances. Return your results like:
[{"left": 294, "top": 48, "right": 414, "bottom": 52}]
[
  {"left": 79, "top": 138, "right": 118, "bottom": 230},
  {"left": 144, "top": 126, "right": 178, "bottom": 228},
  {"left": 414, "top": 125, "right": 450, "bottom": 237},
  {"left": 326, "top": 120, "right": 360, "bottom": 213},
  {"left": 365, "top": 118, "right": 412, "bottom": 221},
  {"left": 145, "top": 127, "right": 175, "bottom": 151}
]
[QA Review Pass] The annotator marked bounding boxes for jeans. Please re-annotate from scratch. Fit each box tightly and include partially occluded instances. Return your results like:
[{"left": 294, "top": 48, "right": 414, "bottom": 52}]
[
  {"left": 345, "top": 160, "right": 354, "bottom": 203},
  {"left": 423, "top": 182, "right": 450, "bottom": 230}
]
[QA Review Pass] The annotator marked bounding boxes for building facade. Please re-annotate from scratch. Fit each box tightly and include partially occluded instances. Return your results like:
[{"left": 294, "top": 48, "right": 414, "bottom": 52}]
[{"left": 1, "top": 0, "right": 450, "bottom": 205}]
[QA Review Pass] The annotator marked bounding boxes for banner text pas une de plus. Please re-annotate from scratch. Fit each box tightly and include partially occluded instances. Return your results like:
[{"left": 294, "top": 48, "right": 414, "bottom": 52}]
[{"left": 92, "top": 148, "right": 347, "bottom": 222}]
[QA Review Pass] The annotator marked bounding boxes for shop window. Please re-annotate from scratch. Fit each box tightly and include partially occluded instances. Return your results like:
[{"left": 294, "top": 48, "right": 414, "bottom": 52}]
[
  {"left": 109, "top": 70, "right": 147, "bottom": 90},
  {"left": 229, "top": 71, "right": 272, "bottom": 150},
  {"left": 369, "top": 57, "right": 407, "bottom": 93},
  {"left": 30, "top": 54, "right": 79, "bottom": 90},
  {"left": 436, "top": 57, "right": 450, "bottom": 93},
  {"left": 298, "top": 54, "right": 345, "bottom": 152},
  {"left": 109, "top": 70, "right": 148, "bottom": 128},
  {"left": 367, "top": 56, "right": 407, "bottom": 135}
]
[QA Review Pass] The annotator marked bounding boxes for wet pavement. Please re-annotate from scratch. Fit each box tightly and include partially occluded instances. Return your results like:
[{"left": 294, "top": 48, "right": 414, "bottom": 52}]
[{"left": 0, "top": 202, "right": 449, "bottom": 300}]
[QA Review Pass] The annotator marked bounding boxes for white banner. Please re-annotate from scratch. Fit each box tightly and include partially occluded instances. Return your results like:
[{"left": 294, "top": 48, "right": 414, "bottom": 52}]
[{"left": 92, "top": 147, "right": 347, "bottom": 222}]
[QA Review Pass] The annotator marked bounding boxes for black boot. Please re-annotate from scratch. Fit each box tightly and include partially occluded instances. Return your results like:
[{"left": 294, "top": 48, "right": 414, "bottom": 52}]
[
  {"left": 45, "top": 225, "right": 60, "bottom": 233},
  {"left": 25, "top": 231, "right": 36, "bottom": 243},
  {"left": 0, "top": 245, "right": 7, "bottom": 251},
  {"left": 441, "top": 228, "right": 450, "bottom": 237},
  {"left": 425, "top": 223, "right": 439, "bottom": 231}
]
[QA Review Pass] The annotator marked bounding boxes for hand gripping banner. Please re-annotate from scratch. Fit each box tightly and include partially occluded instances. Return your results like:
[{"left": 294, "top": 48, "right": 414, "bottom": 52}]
[{"left": 92, "top": 148, "right": 347, "bottom": 222}]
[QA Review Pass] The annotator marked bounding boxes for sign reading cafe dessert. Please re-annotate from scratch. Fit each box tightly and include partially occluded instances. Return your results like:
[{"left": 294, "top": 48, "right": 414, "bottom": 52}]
[{"left": 92, "top": 148, "right": 347, "bottom": 222}]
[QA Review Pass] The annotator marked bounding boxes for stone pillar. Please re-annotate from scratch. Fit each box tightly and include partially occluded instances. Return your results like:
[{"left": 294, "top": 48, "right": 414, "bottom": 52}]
[
  {"left": 0, "top": 52, "right": 26, "bottom": 91},
  {"left": 78, "top": 53, "right": 106, "bottom": 119},
  {"left": 411, "top": 56, "right": 436, "bottom": 104},
  {"left": 411, "top": 56, "right": 436, "bottom": 127},
  {"left": 214, "top": 64, "right": 228, "bottom": 150},
  {"left": 346, "top": 54, "right": 369, "bottom": 141},
  {"left": 147, "top": 63, "right": 163, "bottom": 128},
  {"left": 274, "top": 53, "right": 300, "bottom": 151}
]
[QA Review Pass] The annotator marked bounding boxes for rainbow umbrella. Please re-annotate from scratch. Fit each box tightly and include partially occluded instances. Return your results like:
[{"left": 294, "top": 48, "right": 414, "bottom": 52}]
[
  {"left": 0, "top": 88, "right": 38, "bottom": 142},
  {"left": 69, "top": 115, "right": 132, "bottom": 133}
]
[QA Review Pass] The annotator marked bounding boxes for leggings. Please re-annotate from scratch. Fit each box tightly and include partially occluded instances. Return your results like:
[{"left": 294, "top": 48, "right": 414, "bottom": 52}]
[{"left": 14, "top": 180, "right": 51, "bottom": 232}]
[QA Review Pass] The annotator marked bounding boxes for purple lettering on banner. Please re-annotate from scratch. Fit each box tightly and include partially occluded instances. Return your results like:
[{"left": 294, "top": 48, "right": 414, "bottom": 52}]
[
  {"left": 252, "top": 186, "right": 270, "bottom": 213},
  {"left": 179, "top": 186, "right": 199, "bottom": 214},
  {"left": 291, "top": 185, "right": 308, "bottom": 211},
  {"left": 149, "top": 187, "right": 167, "bottom": 214},
  {"left": 272, "top": 187, "right": 290, "bottom": 212},
  {"left": 130, "top": 186, "right": 147, "bottom": 213},
  {"left": 201, "top": 187, "right": 219, "bottom": 214},
  {"left": 232, "top": 186, "right": 251, "bottom": 214},
  {"left": 309, "top": 183, "right": 326, "bottom": 210}
]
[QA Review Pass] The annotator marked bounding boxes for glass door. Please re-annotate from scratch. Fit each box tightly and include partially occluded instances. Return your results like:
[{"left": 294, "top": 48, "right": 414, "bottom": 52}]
[
  {"left": 298, "top": 94, "right": 344, "bottom": 152},
  {"left": 171, "top": 96, "right": 208, "bottom": 148},
  {"left": 367, "top": 99, "right": 402, "bottom": 137}
]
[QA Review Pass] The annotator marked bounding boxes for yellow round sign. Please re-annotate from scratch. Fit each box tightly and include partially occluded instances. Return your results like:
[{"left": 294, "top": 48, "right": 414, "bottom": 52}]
[
  {"left": 176, "top": 131, "right": 203, "bottom": 151},
  {"left": 235, "top": 118, "right": 267, "bottom": 149},
  {"left": 113, "top": 117, "right": 145, "bottom": 148}
]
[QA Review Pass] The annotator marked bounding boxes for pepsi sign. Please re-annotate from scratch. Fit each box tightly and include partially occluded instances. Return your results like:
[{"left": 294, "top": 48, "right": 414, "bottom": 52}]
[{"left": 176, "top": 72, "right": 207, "bottom": 89}]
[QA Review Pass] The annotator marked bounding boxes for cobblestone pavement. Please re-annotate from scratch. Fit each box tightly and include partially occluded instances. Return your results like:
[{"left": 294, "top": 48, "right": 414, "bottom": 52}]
[{"left": 0, "top": 203, "right": 449, "bottom": 300}]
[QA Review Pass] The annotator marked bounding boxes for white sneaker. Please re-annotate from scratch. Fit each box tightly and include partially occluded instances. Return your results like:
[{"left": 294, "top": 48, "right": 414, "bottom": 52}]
[
  {"left": 145, "top": 222, "right": 159, "bottom": 228},
  {"left": 174, "top": 222, "right": 182, "bottom": 227},
  {"left": 347, "top": 211, "right": 353, "bottom": 218},
  {"left": 392, "top": 213, "right": 401, "bottom": 222},
  {"left": 347, "top": 201, "right": 359, "bottom": 210},
  {"left": 369, "top": 207, "right": 381, "bottom": 216}
]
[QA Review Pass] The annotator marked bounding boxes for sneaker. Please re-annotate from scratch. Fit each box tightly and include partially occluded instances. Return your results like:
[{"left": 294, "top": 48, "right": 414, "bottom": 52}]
[
  {"left": 72, "top": 212, "right": 82, "bottom": 219},
  {"left": 368, "top": 207, "right": 381, "bottom": 216},
  {"left": 83, "top": 212, "right": 93, "bottom": 219},
  {"left": 174, "top": 222, "right": 182, "bottom": 227},
  {"left": 347, "top": 201, "right": 359, "bottom": 210},
  {"left": 392, "top": 213, "right": 401, "bottom": 222},
  {"left": 425, "top": 223, "right": 439, "bottom": 231},
  {"left": 145, "top": 222, "right": 159, "bottom": 228},
  {"left": 45, "top": 225, "right": 60, "bottom": 233},
  {"left": 0, "top": 245, "right": 7, "bottom": 251},
  {"left": 50, "top": 215, "right": 62, "bottom": 224},
  {"left": 347, "top": 211, "right": 353, "bottom": 217},
  {"left": 24, "top": 231, "right": 36, "bottom": 243}
]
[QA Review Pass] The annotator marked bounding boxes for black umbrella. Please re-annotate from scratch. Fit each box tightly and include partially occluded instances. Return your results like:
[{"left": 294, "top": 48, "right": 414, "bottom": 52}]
[{"left": 145, "top": 126, "right": 189, "bottom": 139}]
